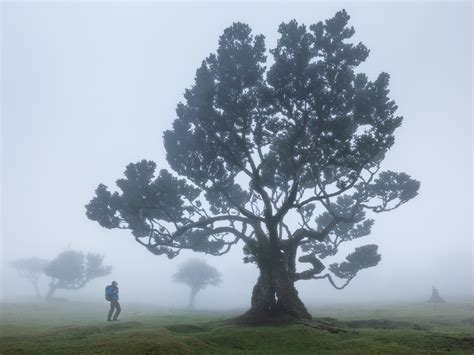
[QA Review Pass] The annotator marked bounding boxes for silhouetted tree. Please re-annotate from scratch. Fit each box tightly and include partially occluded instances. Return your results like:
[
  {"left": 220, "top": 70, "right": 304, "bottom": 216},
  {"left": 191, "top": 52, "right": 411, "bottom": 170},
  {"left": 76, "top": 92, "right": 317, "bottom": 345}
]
[
  {"left": 9, "top": 257, "right": 49, "bottom": 299},
  {"left": 86, "top": 10, "right": 420, "bottom": 321},
  {"left": 428, "top": 286, "right": 445, "bottom": 303},
  {"left": 44, "top": 250, "right": 111, "bottom": 300},
  {"left": 173, "top": 259, "right": 222, "bottom": 309}
]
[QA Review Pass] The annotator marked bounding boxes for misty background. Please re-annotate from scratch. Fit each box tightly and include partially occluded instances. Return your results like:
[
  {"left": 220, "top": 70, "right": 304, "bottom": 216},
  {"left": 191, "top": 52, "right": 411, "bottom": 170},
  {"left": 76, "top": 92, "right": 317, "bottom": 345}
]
[{"left": 1, "top": 2, "right": 472, "bottom": 310}]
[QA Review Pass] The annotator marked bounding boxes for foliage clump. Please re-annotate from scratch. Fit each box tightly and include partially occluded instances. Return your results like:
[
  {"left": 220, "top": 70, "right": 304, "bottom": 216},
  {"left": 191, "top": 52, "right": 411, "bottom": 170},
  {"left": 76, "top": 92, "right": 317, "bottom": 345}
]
[{"left": 44, "top": 250, "right": 111, "bottom": 300}]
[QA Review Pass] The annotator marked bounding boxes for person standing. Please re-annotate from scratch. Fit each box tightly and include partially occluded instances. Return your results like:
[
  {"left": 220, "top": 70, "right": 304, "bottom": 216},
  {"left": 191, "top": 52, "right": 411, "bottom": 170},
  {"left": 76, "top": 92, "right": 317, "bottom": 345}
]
[{"left": 105, "top": 281, "right": 121, "bottom": 321}]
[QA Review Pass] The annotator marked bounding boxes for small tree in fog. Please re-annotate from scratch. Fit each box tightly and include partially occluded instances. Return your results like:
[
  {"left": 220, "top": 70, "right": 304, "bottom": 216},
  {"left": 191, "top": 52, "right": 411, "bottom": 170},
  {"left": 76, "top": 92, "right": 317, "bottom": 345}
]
[
  {"left": 428, "top": 286, "right": 445, "bottom": 303},
  {"left": 44, "top": 250, "right": 112, "bottom": 300},
  {"left": 86, "top": 10, "right": 420, "bottom": 321},
  {"left": 173, "top": 259, "right": 222, "bottom": 309},
  {"left": 9, "top": 257, "right": 49, "bottom": 300}
]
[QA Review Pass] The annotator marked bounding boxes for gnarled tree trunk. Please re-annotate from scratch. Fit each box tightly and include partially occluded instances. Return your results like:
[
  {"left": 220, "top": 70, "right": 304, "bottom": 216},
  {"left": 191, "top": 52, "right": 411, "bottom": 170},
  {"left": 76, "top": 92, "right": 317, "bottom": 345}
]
[{"left": 241, "top": 245, "right": 311, "bottom": 322}]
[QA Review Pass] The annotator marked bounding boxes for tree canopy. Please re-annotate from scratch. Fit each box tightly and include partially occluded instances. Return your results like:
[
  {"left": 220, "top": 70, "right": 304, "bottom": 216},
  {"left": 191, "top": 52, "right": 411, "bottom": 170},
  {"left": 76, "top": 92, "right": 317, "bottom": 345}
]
[
  {"left": 86, "top": 10, "right": 419, "bottom": 320},
  {"left": 173, "top": 258, "right": 222, "bottom": 309},
  {"left": 44, "top": 250, "right": 112, "bottom": 300}
]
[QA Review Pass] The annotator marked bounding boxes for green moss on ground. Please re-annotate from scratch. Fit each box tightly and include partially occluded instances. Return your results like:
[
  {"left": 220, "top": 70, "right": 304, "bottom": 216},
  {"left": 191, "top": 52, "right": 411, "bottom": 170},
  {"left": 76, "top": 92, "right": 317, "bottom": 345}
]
[{"left": 0, "top": 302, "right": 473, "bottom": 354}]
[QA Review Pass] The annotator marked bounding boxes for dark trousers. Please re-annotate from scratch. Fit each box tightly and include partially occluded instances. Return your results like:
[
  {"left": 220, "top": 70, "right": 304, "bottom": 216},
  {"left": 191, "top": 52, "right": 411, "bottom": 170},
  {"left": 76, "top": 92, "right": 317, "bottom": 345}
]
[{"left": 107, "top": 300, "right": 121, "bottom": 321}]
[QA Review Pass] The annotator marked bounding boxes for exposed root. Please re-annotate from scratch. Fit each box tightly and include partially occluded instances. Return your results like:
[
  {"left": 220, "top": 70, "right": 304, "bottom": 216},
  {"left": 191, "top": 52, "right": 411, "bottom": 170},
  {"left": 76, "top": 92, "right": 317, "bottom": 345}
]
[{"left": 294, "top": 321, "right": 351, "bottom": 334}]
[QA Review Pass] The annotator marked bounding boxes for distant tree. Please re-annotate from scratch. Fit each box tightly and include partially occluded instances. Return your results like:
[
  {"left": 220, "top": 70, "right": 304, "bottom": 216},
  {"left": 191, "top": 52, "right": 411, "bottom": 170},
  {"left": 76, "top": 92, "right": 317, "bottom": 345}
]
[
  {"left": 428, "top": 286, "right": 445, "bottom": 303},
  {"left": 9, "top": 257, "right": 49, "bottom": 299},
  {"left": 86, "top": 10, "right": 420, "bottom": 321},
  {"left": 43, "top": 250, "right": 111, "bottom": 300},
  {"left": 173, "top": 259, "right": 222, "bottom": 309}
]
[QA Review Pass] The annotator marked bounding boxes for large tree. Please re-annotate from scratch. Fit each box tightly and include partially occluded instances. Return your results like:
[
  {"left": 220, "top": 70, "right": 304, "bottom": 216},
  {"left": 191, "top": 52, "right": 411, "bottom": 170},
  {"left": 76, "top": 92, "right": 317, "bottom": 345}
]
[
  {"left": 86, "top": 10, "right": 419, "bottom": 321},
  {"left": 10, "top": 257, "right": 49, "bottom": 300},
  {"left": 173, "top": 259, "right": 222, "bottom": 309},
  {"left": 44, "top": 250, "right": 112, "bottom": 300}
]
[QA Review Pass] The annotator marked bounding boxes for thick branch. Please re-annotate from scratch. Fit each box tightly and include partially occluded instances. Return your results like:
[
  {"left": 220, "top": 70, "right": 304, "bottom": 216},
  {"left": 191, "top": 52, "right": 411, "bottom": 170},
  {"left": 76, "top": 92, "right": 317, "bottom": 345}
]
[
  {"left": 295, "top": 253, "right": 325, "bottom": 281},
  {"left": 274, "top": 180, "right": 299, "bottom": 222},
  {"left": 293, "top": 168, "right": 363, "bottom": 208},
  {"left": 215, "top": 186, "right": 265, "bottom": 221},
  {"left": 313, "top": 273, "right": 354, "bottom": 290},
  {"left": 292, "top": 216, "right": 349, "bottom": 243},
  {"left": 172, "top": 215, "right": 255, "bottom": 238}
]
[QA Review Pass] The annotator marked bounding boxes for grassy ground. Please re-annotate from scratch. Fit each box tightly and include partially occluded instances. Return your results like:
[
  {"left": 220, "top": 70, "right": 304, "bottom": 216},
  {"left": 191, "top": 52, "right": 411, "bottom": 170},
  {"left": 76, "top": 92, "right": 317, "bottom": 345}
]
[{"left": 0, "top": 301, "right": 473, "bottom": 354}]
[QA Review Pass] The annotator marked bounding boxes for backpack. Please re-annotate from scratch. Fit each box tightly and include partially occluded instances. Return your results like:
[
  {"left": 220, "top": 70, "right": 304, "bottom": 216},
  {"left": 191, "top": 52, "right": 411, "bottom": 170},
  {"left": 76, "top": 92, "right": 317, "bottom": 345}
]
[{"left": 105, "top": 285, "right": 113, "bottom": 301}]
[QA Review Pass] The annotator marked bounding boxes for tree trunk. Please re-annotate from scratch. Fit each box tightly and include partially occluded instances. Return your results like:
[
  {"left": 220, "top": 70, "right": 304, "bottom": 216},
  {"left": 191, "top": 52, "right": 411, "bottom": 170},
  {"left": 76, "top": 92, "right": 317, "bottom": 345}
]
[
  {"left": 273, "top": 268, "right": 311, "bottom": 320},
  {"left": 33, "top": 281, "right": 41, "bottom": 300},
  {"left": 249, "top": 272, "right": 276, "bottom": 314},
  {"left": 188, "top": 286, "right": 199, "bottom": 310},
  {"left": 45, "top": 284, "right": 56, "bottom": 301},
  {"left": 242, "top": 248, "right": 311, "bottom": 322}
]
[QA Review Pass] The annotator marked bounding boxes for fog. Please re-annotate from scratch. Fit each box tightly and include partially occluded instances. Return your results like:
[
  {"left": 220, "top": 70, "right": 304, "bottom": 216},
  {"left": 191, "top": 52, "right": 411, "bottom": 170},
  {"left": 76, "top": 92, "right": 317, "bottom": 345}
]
[{"left": 1, "top": 2, "right": 472, "bottom": 311}]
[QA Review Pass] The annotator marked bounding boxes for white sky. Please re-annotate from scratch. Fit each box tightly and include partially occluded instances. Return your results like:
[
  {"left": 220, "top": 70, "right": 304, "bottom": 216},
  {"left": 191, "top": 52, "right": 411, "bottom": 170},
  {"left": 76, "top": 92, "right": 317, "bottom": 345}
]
[{"left": 1, "top": 1, "right": 472, "bottom": 309}]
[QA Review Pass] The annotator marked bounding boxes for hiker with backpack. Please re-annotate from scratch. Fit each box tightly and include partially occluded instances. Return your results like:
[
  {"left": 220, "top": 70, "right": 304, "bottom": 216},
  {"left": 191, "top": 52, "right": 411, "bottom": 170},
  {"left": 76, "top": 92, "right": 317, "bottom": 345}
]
[{"left": 105, "top": 281, "right": 121, "bottom": 321}]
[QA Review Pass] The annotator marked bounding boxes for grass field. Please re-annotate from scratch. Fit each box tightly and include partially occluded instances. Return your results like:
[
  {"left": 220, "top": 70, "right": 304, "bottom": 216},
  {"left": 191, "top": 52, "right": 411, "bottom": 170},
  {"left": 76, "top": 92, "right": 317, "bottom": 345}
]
[{"left": 0, "top": 301, "right": 473, "bottom": 354}]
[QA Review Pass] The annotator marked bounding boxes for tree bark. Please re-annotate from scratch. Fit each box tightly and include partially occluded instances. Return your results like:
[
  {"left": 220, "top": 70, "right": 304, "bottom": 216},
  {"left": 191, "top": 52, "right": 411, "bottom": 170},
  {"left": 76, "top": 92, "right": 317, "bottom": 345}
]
[
  {"left": 242, "top": 247, "right": 312, "bottom": 322},
  {"left": 249, "top": 272, "right": 276, "bottom": 314},
  {"left": 273, "top": 263, "right": 311, "bottom": 320}
]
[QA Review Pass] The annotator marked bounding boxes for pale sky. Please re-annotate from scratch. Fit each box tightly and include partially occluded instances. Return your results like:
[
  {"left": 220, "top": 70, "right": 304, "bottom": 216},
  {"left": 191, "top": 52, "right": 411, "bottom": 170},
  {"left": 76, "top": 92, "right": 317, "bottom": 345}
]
[{"left": 1, "top": 1, "right": 472, "bottom": 308}]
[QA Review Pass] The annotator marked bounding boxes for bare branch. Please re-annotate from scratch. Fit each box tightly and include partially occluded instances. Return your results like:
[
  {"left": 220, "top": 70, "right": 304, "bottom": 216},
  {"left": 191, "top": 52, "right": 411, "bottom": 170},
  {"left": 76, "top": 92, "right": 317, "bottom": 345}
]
[{"left": 313, "top": 273, "right": 355, "bottom": 290}]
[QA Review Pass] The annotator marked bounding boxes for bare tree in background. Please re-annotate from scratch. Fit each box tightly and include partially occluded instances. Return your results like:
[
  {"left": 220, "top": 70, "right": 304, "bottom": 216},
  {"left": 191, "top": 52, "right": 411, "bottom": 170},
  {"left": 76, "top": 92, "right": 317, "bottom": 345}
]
[
  {"left": 173, "top": 259, "right": 222, "bottom": 309},
  {"left": 9, "top": 257, "right": 49, "bottom": 300},
  {"left": 43, "top": 250, "right": 112, "bottom": 301}
]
